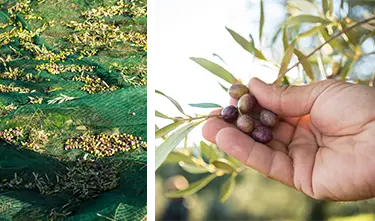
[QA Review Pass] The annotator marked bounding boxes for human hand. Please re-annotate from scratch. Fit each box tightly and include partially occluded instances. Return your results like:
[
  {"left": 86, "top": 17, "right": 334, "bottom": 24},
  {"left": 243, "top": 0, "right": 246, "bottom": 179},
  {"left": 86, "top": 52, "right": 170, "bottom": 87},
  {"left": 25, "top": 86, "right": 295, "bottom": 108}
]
[{"left": 202, "top": 78, "right": 375, "bottom": 201}]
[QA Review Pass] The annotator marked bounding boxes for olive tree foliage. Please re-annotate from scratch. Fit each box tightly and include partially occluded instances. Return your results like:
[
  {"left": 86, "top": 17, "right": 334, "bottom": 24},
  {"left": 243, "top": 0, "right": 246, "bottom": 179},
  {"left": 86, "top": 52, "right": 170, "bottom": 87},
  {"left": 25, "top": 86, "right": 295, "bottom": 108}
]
[{"left": 155, "top": 0, "right": 375, "bottom": 202}]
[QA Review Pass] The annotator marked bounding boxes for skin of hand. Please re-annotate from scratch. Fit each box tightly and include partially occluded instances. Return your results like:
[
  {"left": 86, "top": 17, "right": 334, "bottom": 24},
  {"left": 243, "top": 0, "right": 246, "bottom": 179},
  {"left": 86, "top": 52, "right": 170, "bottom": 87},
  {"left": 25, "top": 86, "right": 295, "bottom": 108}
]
[{"left": 202, "top": 78, "right": 375, "bottom": 201}]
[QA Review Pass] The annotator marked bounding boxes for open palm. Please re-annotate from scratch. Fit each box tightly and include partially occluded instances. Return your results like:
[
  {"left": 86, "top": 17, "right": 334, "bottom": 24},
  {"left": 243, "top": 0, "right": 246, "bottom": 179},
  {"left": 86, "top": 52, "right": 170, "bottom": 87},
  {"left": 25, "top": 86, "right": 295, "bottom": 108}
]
[{"left": 202, "top": 79, "right": 375, "bottom": 201}]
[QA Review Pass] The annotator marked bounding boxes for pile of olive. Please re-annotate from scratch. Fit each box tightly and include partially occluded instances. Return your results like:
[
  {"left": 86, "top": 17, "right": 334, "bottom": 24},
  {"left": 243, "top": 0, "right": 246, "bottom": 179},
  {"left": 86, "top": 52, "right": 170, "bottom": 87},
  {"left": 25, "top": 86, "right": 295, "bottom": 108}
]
[{"left": 221, "top": 83, "right": 279, "bottom": 144}]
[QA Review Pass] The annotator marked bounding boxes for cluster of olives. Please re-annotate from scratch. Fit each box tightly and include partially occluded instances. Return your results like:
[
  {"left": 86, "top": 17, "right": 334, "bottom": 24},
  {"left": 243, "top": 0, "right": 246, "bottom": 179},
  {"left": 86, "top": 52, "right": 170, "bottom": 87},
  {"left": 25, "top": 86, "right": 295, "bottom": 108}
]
[
  {"left": 65, "top": 133, "right": 147, "bottom": 157},
  {"left": 221, "top": 83, "right": 279, "bottom": 144},
  {"left": 0, "top": 127, "right": 50, "bottom": 151},
  {"left": 0, "top": 83, "right": 31, "bottom": 93},
  {"left": 35, "top": 63, "right": 95, "bottom": 75},
  {"left": 72, "top": 74, "right": 119, "bottom": 94}
]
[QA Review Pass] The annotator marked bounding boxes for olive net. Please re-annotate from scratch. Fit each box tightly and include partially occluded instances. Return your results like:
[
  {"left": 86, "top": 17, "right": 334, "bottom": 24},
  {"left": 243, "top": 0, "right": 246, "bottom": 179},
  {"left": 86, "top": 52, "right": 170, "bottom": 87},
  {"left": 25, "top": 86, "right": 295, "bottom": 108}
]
[{"left": 0, "top": 0, "right": 147, "bottom": 220}]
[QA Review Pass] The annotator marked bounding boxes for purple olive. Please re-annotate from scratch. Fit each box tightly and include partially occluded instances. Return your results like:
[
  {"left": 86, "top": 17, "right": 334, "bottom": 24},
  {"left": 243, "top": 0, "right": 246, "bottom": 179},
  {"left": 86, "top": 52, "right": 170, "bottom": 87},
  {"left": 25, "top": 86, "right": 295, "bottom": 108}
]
[
  {"left": 236, "top": 115, "right": 254, "bottom": 133},
  {"left": 221, "top": 105, "right": 239, "bottom": 123},
  {"left": 260, "top": 109, "right": 279, "bottom": 128},
  {"left": 238, "top": 94, "right": 257, "bottom": 114},
  {"left": 228, "top": 83, "right": 249, "bottom": 100},
  {"left": 251, "top": 126, "right": 273, "bottom": 144}
]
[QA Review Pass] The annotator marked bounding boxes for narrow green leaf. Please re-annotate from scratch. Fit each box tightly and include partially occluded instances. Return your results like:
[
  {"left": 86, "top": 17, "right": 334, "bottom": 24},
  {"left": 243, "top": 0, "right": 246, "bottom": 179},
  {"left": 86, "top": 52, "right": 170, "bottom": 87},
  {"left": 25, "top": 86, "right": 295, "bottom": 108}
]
[
  {"left": 165, "top": 174, "right": 217, "bottom": 198},
  {"left": 284, "top": 15, "right": 330, "bottom": 27},
  {"left": 323, "top": 0, "right": 329, "bottom": 16},
  {"left": 329, "top": 0, "right": 333, "bottom": 16},
  {"left": 276, "top": 40, "right": 296, "bottom": 84},
  {"left": 200, "top": 141, "right": 219, "bottom": 163},
  {"left": 156, "top": 121, "right": 185, "bottom": 139},
  {"left": 156, "top": 120, "right": 204, "bottom": 170},
  {"left": 165, "top": 151, "right": 194, "bottom": 164},
  {"left": 282, "top": 28, "right": 288, "bottom": 50},
  {"left": 213, "top": 53, "right": 227, "bottom": 65},
  {"left": 320, "top": 27, "right": 345, "bottom": 52},
  {"left": 225, "top": 27, "right": 267, "bottom": 60},
  {"left": 156, "top": 90, "right": 187, "bottom": 116},
  {"left": 155, "top": 110, "right": 170, "bottom": 119},
  {"left": 271, "top": 27, "right": 283, "bottom": 45},
  {"left": 340, "top": 58, "right": 356, "bottom": 80},
  {"left": 218, "top": 82, "right": 229, "bottom": 92},
  {"left": 294, "top": 49, "right": 314, "bottom": 80},
  {"left": 211, "top": 159, "right": 235, "bottom": 173},
  {"left": 297, "top": 26, "right": 322, "bottom": 39},
  {"left": 190, "top": 57, "right": 238, "bottom": 84},
  {"left": 155, "top": 125, "right": 159, "bottom": 130},
  {"left": 220, "top": 173, "right": 236, "bottom": 203},
  {"left": 288, "top": 0, "right": 322, "bottom": 16},
  {"left": 259, "top": 0, "right": 264, "bottom": 42},
  {"left": 189, "top": 103, "right": 222, "bottom": 108},
  {"left": 361, "top": 29, "right": 375, "bottom": 44},
  {"left": 179, "top": 162, "right": 209, "bottom": 174}
]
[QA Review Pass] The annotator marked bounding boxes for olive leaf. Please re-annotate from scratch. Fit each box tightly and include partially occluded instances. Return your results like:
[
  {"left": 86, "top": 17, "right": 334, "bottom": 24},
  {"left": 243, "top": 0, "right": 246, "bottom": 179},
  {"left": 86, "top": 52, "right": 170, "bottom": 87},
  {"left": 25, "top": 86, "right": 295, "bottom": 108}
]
[
  {"left": 200, "top": 141, "right": 219, "bottom": 163},
  {"left": 165, "top": 151, "right": 194, "bottom": 164},
  {"left": 155, "top": 110, "right": 170, "bottom": 119},
  {"left": 218, "top": 82, "right": 229, "bottom": 92},
  {"left": 322, "top": 0, "right": 329, "bottom": 16},
  {"left": 259, "top": 0, "right": 264, "bottom": 42},
  {"left": 155, "top": 121, "right": 185, "bottom": 139},
  {"left": 156, "top": 90, "right": 189, "bottom": 117},
  {"left": 297, "top": 26, "right": 322, "bottom": 39},
  {"left": 294, "top": 49, "right": 314, "bottom": 80},
  {"left": 189, "top": 103, "right": 222, "bottom": 108},
  {"left": 284, "top": 15, "right": 330, "bottom": 27},
  {"left": 211, "top": 159, "right": 235, "bottom": 173},
  {"left": 220, "top": 173, "right": 236, "bottom": 203},
  {"left": 282, "top": 28, "right": 288, "bottom": 50},
  {"left": 225, "top": 27, "right": 267, "bottom": 60},
  {"left": 271, "top": 27, "right": 283, "bottom": 45},
  {"left": 179, "top": 162, "right": 209, "bottom": 174},
  {"left": 340, "top": 58, "right": 356, "bottom": 80},
  {"left": 165, "top": 173, "right": 217, "bottom": 198},
  {"left": 288, "top": 0, "right": 323, "bottom": 16},
  {"left": 212, "top": 53, "right": 227, "bottom": 65},
  {"left": 156, "top": 120, "right": 204, "bottom": 170},
  {"left": 361, "top": 29, "right": 375, "bottom": 44},
  {"left": 276, "top": 39, "right": 296, "bottom": 84},
  {"left": 190, "top": 57, "right": 238, "bottom": 84}
]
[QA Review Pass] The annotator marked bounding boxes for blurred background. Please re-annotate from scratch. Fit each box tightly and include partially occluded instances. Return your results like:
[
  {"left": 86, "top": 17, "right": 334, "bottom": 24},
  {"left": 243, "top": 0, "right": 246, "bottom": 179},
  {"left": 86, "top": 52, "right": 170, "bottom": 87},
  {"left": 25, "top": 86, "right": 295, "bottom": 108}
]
[{"left": 156, "top": 0, "right": 375, "bottom": 220}]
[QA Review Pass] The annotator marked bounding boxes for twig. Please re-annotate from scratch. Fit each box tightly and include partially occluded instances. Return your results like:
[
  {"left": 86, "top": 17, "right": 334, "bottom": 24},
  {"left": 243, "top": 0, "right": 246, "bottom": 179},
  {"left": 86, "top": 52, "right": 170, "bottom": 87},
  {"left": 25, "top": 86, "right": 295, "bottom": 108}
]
[{"left": 274, "top": 16, "right": 375, "bottom": 84}]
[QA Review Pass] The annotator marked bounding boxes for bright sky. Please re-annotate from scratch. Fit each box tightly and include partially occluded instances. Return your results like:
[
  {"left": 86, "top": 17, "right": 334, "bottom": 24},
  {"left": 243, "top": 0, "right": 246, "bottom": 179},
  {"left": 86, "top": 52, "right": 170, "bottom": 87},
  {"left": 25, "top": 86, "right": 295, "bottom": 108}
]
[{"left": 155, "top": 0, "right": 289, "bottom": 145}]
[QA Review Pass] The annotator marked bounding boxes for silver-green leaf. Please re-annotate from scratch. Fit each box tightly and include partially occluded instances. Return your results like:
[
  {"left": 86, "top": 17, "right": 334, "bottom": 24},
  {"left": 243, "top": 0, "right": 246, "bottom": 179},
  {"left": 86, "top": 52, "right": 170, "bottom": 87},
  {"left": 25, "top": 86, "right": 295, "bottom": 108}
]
[
  {"left": 156, "top": 121, "right": 185, "bottom": 139},
  {"left": 225, "top": 27, "right": 267, "bottom": 60},
  {"left": 156, "top": 120, "right": 204, "bottom": 170},
  {"left": 189, "top": 103, "right": 222, "bottom": 108},
  {"left": 179, "top": 162, "right": 209, "bottom": 174},
  {"left": 294, "top": 49, "right": 314, "bottom": 80},
  {"left": 259, "top": 0, "right": 264, "bottom": 42},
  {"left": 220, "top": 173, "right": 236, "bottom": 203},
  {"left": 276, "top": 39, "right": 296, "bottom": 84},
  {"left": 190, "top": 57, "right": 238, "bottom": 84},
  {"left": 200, "top": 141, "right": 219, "bottom": 163},
  {"left": 284, "top": 15, "right": 330, "bottom": 27},
  {"left": 156, "top": 90, "right": 188, "bottom": 117}
]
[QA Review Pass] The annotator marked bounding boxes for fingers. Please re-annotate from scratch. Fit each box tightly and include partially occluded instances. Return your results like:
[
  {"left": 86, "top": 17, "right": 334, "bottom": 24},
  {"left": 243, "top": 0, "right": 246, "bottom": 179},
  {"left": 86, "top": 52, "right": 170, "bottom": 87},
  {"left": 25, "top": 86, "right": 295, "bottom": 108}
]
[
  {"left": 216, "top": 127, "right": 294, "bottom": 187},
  {"left": 248, "top": 78, "right": 338, "bottom": 117},
  {"left": 202, "top": 109, "right": 236, "bottom": 143}
]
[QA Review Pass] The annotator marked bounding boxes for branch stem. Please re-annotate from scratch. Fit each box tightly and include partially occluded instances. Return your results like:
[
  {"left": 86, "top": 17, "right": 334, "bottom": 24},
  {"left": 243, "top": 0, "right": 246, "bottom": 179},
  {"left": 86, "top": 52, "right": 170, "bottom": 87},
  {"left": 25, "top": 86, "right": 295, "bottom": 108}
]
[{"left": 274, "top": 16, "right": 375, "bottom": 84}]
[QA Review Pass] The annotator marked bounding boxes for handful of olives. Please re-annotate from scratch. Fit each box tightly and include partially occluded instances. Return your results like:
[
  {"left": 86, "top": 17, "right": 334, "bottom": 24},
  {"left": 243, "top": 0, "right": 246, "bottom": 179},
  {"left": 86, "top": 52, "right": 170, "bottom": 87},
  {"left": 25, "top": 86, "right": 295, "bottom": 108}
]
[{"left": 221, "top": 83, "right": 279, "bottom": 144}]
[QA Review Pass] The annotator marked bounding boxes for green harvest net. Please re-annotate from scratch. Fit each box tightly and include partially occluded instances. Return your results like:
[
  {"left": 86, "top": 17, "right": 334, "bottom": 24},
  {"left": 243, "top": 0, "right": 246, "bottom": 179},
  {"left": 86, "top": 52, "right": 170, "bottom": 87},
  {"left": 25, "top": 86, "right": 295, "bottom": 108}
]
[{"left": 0, "top": 0, "right": 147, "bottom": 220}]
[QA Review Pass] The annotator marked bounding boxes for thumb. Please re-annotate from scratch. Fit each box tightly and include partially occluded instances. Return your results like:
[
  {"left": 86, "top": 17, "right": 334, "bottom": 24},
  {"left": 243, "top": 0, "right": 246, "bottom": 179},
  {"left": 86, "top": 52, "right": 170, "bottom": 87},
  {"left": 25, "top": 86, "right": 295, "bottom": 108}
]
[{"left": 248, "top": 78, "right": 338, "bottom": 117}]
